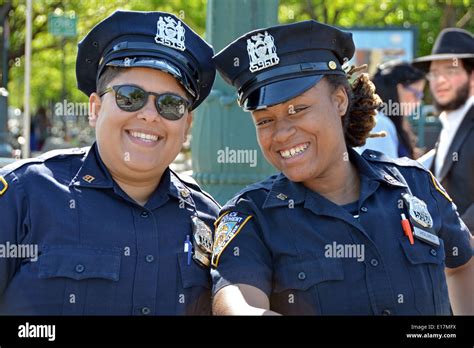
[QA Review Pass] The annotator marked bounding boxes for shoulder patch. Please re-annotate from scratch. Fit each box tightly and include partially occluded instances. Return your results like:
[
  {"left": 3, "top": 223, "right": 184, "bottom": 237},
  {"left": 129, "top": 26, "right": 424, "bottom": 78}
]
[
  {"left": 0, "top": 175, "right": 8, "bottom": 196},
  {"left": 429, "top": 171, "right": 453, "bottom": 202},
  {"left": 211, "top": 211, "right": 252, "bottom": 268}
]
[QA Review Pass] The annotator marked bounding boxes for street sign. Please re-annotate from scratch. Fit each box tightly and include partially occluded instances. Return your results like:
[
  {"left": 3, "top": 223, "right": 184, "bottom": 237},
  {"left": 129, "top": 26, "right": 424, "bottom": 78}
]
[{"left": 48, "top": 14, "right": 77, "bottom": 37}]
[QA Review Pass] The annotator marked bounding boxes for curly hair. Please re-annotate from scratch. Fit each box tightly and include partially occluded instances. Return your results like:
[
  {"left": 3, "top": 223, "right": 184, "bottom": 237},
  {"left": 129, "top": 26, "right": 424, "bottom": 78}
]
[{"left": 325, "top": 70, "right": 382, "bottom": 148}]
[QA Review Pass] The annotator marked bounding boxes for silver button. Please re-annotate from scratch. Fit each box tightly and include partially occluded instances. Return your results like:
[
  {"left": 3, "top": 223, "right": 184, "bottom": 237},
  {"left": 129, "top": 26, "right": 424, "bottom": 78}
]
[
  {"left": 146, "top": 255, "right": 154, "bottom": 263},
  {"left": 360, "top": 207, "right": 368, "bottom": 213},
  {"left": 141, "top": 211, "right": 149, "bottom": 218},
  {"left": 141, "top": 307, "right": 151, "bottom": 315},
  {"left": 430, "top": 249, "right": 437, "bottom": 257},
  {"left": 382, "top": 309, "right": 392, "bottom": 315},
  {"left": 370, "top": 259, "right": 379, "bottom": 267},
  {"left": 75, "top": 264, "right": 85, "bottom": 273},
  {"left": 298, "top": 272, "right": 306, "bottom": 280}
]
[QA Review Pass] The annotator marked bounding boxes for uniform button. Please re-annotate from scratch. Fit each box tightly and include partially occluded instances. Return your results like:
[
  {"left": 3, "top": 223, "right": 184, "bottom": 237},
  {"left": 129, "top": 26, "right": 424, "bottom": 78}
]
[
  {"left": 369, "top": 154, "right": 376, "bottom": 158},
  {"left": 145, "top": 255, "right": 154, "bottom": 263},
  {"left": 297, "top": 272, "right": 306, "bottom": 280},
  {"left": 360, "top": 207, "right": 368, "bottom": 213},
  {"left": 75, "top": 264, "right": 85, "bottom": 273},
  {"left": 382, "top": 309, "right": 392, "bottom": 316},
  {"left": 140, "top": 211, "right": 149, "bottom": 218},
  {"left": 141, "top": 307, "right": 151, "bottom": 315},
  {"left": 370, "top": 259, "right": 379, "bottom": 267},
  {"left": 430, "top": 249, "right": 437, "bottom": 257}
]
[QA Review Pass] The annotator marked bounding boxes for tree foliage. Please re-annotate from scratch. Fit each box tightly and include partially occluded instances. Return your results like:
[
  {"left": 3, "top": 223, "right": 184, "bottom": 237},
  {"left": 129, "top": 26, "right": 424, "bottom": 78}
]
[{"left": 1, "top": 0, "right": 472, "bottom": 110}]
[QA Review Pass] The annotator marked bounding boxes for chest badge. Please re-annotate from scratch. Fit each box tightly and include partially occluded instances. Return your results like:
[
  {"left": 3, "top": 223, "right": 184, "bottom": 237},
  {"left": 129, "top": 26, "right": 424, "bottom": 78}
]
[
  {"left": 191, "top": 216, "right": 213, "bottom": 268},
  {"left": 402, "top": 193, "right": 440, "bottom": 247},
  {"left": 402, "top": 193, "right": 433, "bottom": 229}
]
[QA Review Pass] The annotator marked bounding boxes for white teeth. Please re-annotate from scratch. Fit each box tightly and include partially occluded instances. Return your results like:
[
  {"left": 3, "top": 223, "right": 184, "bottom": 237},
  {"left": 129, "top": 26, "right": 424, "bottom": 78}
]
[
  {"left": 129, "top": 131, "right": 159, "bottom": 142},
  {"left": 279, "top": 143, "right": 309, "bottom": 159}
]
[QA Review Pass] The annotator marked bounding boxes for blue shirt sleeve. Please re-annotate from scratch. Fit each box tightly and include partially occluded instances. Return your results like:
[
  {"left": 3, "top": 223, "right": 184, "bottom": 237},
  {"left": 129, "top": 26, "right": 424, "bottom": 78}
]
[
  {"left": 211, "top": 198, "right": 273, "bottom": 297},
  {"left": 427, "top": 172, "right": 473, "bottom": 268},
  {"left": 0, "top": 171, "right": 29, "bottom": 296}
]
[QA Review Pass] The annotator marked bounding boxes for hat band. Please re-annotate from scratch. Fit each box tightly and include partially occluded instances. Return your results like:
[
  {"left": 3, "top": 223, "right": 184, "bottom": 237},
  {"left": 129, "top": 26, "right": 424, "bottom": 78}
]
[
  {"left": 237, "top": 62, "right": 345, "bottom": 106},
  {"left": 98, "top": 41, "right": 201, "bottom": 101}
]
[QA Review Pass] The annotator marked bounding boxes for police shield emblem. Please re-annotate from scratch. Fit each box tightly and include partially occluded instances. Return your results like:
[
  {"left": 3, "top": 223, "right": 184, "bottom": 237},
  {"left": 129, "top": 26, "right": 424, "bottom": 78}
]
[
  {"left": 191, "top": 216, "right": 213, "bottom": 268},
  {"left": 247, "top": 31, "right": 280, "bottom": 73},
  {"left": 155, "top": 16, "right": 186, "bottom": 51},
  {"left": 402, "top": 193, "right": 433, "bottom": 229}
]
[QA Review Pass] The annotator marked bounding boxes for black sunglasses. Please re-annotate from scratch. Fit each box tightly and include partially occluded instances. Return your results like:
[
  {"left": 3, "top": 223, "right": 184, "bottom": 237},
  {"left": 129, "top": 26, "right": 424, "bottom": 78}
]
[{"left": 99, "top": 84, "right": 191, "bottom": 120}]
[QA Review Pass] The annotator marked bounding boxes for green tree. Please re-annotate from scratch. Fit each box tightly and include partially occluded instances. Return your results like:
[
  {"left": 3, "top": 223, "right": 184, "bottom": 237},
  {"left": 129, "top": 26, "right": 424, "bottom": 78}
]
[
  {"left": 279, "top": 0, "right": 473, "bottom": 57},
  {"left": 4, "top": 0, "right": 206, "bottom": 109}
]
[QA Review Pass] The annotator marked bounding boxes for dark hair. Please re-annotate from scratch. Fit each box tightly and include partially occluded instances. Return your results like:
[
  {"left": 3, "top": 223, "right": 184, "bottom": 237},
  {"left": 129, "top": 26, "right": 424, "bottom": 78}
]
[
  {"left": 96, "top": 67, "right": 127, "bottom": 94},
  {"left": 325, "top": 71, "right": 382, "bottom": 148},
  {"left": 371, "top": 62, "right": 425, "bottom": 158},
  {"left": 461, "top": 58, "right": 474, "bottom": 75}
]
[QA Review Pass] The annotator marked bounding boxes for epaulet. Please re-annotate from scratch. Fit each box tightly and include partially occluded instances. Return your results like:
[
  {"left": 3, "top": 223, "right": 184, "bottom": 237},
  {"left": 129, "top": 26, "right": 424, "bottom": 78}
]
[
  {"left": 0, "top": 147, "right": 88, "bottom": 176},
  {"left": 224, "top": 174, "right": 278, "bottom": 207},
  {"left": 170, "top": 169, "right": 221, "bottom": 208},
  {"left": 362, "top": 149, "right": 452, "bottom": 202},
  {"left": 362, "top": 149, "right": 428, "bottom": 171}
]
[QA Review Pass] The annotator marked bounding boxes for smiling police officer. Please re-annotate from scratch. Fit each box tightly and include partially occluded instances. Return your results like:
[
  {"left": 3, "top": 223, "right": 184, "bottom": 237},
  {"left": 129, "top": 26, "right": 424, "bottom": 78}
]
[
  {"left": 0, "top": 10, "right": 219, "bottom": 315},
  {"left": 210, "top": 20, "right": 473, "bottom": 315}
]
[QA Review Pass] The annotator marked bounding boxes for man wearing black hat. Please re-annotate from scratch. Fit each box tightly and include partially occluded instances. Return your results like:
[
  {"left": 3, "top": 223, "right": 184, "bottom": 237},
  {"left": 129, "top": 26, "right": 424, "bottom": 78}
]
[
  {"left": 0, "top": 10, "right": 219, "bottom": 315},
  {"left": 210, "top": 20, "right": 473, "bottom": 315},
  {"left": 414, "top": 28, "right": 474, "bottom": 233}
]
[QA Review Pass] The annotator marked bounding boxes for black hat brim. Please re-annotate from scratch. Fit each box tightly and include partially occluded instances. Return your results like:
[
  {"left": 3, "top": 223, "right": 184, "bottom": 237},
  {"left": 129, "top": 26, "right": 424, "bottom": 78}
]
[
  {"left": 412, "top": 53, "right": 474, "bottom": 72},
  {"left": 243, "top": 75, "right": 323, "bottom": 111}
]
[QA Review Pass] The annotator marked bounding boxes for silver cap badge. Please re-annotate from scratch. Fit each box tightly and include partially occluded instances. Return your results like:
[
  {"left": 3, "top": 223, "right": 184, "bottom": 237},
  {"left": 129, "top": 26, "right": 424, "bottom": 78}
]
[
  {"left": 247, "top": 31, "right": 279, "bottom": 73},
  {"left": 155, "top": 16, "right": 186, "bottom": 51}
]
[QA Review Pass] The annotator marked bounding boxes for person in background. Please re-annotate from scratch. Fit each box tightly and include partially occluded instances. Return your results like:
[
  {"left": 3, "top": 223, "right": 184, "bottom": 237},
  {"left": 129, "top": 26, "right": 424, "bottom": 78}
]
[
  {"left": 357, "top": 61, "right": 425, "bottom": 159},
  {"left": 413, "top": 28, "right": 474, "bottom": 233}
]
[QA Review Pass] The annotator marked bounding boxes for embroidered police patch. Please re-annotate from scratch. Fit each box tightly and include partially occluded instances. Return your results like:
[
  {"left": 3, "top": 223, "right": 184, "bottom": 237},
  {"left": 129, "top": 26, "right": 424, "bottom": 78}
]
[
  {"left": 0, "top": 176, "right": 8, "bottom": 196},
  {"left": 211, "top": 212, "right": 252, "bottom": 268}
]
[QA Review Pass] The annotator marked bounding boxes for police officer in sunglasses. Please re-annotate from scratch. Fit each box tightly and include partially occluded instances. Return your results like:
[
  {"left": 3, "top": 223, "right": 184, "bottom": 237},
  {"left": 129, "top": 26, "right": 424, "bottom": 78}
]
[{"left": 0, "top": 10, "right": 219, "bottom": 315}]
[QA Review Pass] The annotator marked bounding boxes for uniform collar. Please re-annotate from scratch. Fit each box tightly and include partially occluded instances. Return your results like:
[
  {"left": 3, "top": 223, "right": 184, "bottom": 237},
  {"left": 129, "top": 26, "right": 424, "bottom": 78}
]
[
  {"left": 70, "top": 143, "right": 196, "bottom": 210},
  {"left": 70, "top": 143, "right": 114, "bottom": 188},
  {"left": 144, "top": 169, "right": 196, "bottom": 211},
  {"left": 262, "top": 148, "right": 407, "bottom": 209},
  {"left": 352, "top": 148, "right": 407, "bottom": 189}
]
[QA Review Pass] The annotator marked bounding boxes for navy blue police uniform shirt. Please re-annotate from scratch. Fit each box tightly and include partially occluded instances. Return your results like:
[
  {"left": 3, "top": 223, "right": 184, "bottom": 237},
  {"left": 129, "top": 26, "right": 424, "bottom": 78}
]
[
  {"left": 211, "top": 148, "right": 472, "bottom": 315},
  {"left": 0, "top": 144, "right": 220, "bottom": 315}
]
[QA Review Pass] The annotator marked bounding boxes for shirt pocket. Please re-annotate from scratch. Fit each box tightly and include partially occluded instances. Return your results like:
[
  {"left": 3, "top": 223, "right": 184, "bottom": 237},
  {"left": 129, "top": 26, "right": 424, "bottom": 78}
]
[
  {"left": 38, "top": 245, "right": 121, "bottom": 315},
  {"left": 399, "top": 237, "right": 450, "bottom": 314},
  {"left": 177, "top": 255, "right": 211, "bottom": 315},
  {"left": 271, "top": 258, "right": 344, "bottom": 315}
]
